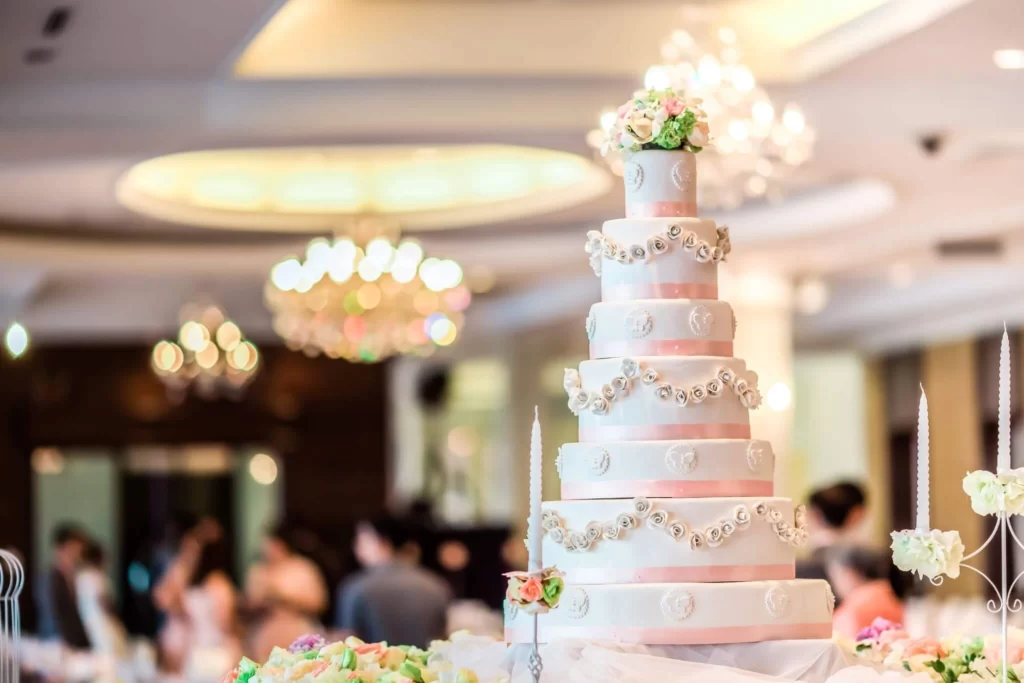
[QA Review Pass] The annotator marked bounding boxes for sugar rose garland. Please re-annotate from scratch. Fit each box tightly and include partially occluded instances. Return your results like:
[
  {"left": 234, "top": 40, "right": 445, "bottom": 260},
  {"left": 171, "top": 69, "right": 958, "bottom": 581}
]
[
  {"left": 563, "top": 358, "right": 761, "bottom": 417},
  {"left": 584, "top": 223, "right": 732, "bottom": 277},
  {"left": 601, "top": 88, "right": 710, "bottom": 161}
]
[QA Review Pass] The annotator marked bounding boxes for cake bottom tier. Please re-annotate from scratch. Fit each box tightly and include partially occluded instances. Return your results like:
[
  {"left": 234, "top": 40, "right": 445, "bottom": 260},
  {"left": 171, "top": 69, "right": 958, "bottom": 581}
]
[{"left": 505, "top": 580, "right": 834, "bottom": 645}]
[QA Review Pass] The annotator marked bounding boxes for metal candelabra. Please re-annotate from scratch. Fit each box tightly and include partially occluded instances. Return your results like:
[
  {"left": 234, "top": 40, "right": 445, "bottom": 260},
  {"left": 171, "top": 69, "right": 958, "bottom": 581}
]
[
  {"left": 528, "top": 611, "right": 542, "bottom": 683},
  {"left": 0, "top": 550, "right": 24, "bottom": 683},
  {"left": 927, "top": 514, "right": 1022, "bottom": 683}
]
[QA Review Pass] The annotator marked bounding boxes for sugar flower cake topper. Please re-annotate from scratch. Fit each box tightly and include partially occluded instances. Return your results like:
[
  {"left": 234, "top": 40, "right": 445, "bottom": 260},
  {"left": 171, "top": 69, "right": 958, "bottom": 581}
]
[{"left": 601, "top": 88, "right": 710, "bottom": 160}]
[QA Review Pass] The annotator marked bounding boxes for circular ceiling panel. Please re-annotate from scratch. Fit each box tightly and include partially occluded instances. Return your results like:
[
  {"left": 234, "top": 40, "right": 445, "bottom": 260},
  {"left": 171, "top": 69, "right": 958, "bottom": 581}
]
[{"left": 116, "top": 145, "right": 612, "bottom": 231}]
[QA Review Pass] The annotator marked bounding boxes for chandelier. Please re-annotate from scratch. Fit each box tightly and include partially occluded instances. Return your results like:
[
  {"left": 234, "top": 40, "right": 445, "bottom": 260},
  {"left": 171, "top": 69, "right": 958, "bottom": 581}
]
[
  {"left": 588, "top": 27, "right": 815, "bottom": 210},
  {"left": 265, "top": 220, "right": 470, "bottom": 363},
  {"left": 151, "top": 303, "right": 260, "bottom": 399}
]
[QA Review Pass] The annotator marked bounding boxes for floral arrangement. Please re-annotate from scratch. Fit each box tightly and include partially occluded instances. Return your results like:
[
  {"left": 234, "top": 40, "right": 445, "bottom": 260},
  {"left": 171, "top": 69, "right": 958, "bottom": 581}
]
[
  {"left": 504, "top": 567, "right": 564, "bottom": 615},
  {"left": 601, "top": 88, "right": 710, "bottom": 158},
  {"left": 850, "top": 619, "right": 1024, "bottom": 682},
  {"left": 890, "top": 528, "right": 965, "bottom": 581},
  {"left": 220, "top": 634, "right": 481, "bottom": 683},
  {"left": 963, "top": 469, "right": 1024, "bottom": 516}
]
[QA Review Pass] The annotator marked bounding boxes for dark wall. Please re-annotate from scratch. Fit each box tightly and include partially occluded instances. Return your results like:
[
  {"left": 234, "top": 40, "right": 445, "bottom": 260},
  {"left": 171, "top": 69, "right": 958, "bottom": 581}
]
[{"left": 0, "top": 345, "right": 390, "bottom": 629}]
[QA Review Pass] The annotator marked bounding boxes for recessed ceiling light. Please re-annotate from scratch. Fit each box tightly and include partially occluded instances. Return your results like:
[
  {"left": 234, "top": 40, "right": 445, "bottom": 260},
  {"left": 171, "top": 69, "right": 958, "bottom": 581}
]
[{"left": 994, "top": 49, "right": 1024, "bottom": 70}]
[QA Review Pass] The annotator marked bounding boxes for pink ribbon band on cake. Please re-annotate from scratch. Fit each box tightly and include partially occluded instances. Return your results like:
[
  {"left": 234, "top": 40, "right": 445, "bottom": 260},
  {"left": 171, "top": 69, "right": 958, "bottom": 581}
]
[
  {"left": 505, "top": 622, "right": 831, "bottom": 646},
  {"left": 602, "top": 283, "right": 719, "bottom": 302},
  {"left": 561, "top": 479, "right": 773, "bottom": 500},
  {"left": 560, "top": 564, "right": 795, "bottom": 584},
  {"left": 580, "top": 423, "right": 750, "bottom": 442},
  {"left": 626, "top": 201, "right": 698, "bottom": 218},
  {"left": 590, "top": 340, "right": 733, "bottom": 358}
]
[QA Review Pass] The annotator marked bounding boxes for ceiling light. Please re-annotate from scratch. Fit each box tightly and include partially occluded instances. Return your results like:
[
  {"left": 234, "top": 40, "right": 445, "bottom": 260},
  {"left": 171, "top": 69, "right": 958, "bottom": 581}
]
[
  {"left": 994, "top": 49, "right": 1024, "bottom": 70},
  {"left": 765, "top": 382, "right": 792, "bottom": 412},
  {"left": 117, "top": 145, "right": 610, "bottom": 232},
  {"left": 265, "top": 220, "right": 470, "bottom": 363},
  {"left": 249, "top": 453, "right": 278, "bottom": 486},
  {"left": 153, "top": 303, "right": 259, "bottom": 399},
  {"left": 4, "top": 322, "right": 28, "bottom": 359}
]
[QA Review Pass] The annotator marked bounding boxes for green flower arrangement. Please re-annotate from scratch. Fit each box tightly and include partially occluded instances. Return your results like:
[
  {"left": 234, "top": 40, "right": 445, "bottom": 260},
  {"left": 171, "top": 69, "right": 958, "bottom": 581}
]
[{"left": 601, "top": 88, "right": 710, "bottom": 158}]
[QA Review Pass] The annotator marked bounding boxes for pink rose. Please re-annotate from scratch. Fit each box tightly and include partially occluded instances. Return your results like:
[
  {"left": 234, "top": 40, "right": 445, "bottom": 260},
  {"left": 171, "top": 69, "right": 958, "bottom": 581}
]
[
  {"left": 519, "top": 577, "right": 543, "bottom": 603},
  {"left": 985, "top": 634, "right": 1024, "bottom": 665},
  {"left": 877, "top": 628, "right": 910, "bottom": 648},
  {"left": 901, "top": 637, "right": 945, "bottom": 659},
  {"left": 663, "top": 97, "right": 685, "bottom": 117},
  {"left": 617, "top": 103, "right": 632, "bottom": 120},
  {"left": 856, "top": 617, "right": 904, "bottom": 642}
]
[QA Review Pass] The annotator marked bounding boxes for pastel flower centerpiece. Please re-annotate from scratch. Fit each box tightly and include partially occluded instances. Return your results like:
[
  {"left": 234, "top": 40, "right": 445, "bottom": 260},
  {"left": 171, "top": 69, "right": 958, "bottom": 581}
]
[
  {"left": 504, "top": 567, "right": 564, "bottom": 615},
  {"left": 890, "top": 528, "right": 965, "bottom": 580},
  {"left": 849, "top": 625, "right": 1024, "bottom": 682},
  {"left": 963, "top": 468, "right": 1024, "bottom": 516},
  {"left": 219, "top": 634, "right": 485, "bottom": 683},
  {"left": 601, "top": 88, "right": 710, "bottom": 160}
]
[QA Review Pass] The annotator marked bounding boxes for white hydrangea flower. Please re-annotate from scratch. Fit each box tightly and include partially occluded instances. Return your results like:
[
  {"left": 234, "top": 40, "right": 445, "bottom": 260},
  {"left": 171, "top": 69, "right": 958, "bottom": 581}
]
[
  {"left": 963, "top": 470, "right": 1004, "bottom": 516},
  {"left": 890, "top": 528, "right": 964, "bottom": 580}
]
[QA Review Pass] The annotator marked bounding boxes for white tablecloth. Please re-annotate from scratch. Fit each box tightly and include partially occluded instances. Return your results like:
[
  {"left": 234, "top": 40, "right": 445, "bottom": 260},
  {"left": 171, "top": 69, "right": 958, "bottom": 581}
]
[{"left": 433, "top": 635, "right": 932, "bottom": 683}]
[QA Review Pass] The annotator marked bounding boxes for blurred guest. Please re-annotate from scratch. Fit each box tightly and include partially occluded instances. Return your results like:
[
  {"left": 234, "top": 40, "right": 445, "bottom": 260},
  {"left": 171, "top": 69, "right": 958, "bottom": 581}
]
[
  {"left": 245, "top": 524, "right": 328, "bottom": 662},
  {"left": 827, "top": 545, "right": 904, "bottom": 638},
  {"left": 154, "top": 517, "right": 240, "bottom": 677},
  {"left": 48, "top": 524, "right": 91, "bottom": 650},
  {"left": 336, "top": 517, "right": 451, "bottom": 648},
  {"left": 797, "top": 481, "right": 868, "bottom": 584},
  {"left": 75, "top": 541, "right": 128, "bottom": 657}
]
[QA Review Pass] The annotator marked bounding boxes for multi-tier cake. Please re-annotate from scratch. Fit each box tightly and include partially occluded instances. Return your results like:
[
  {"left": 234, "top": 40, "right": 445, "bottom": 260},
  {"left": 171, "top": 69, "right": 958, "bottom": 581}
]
[{"left": 505, "top": 89, "right": 834, "bottom": 646}]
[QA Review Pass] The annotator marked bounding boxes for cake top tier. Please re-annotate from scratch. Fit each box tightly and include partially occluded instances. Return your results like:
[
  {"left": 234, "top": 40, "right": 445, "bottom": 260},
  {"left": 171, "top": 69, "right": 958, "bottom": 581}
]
[{"left": 601, "top": 89, "right": 710, "bottom": 219}]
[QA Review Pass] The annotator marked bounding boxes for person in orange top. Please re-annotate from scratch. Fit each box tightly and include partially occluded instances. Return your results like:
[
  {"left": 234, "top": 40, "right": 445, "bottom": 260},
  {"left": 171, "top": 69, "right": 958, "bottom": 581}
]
[{"left": 827, "top": 545, "right": 906, "bottom": 639}]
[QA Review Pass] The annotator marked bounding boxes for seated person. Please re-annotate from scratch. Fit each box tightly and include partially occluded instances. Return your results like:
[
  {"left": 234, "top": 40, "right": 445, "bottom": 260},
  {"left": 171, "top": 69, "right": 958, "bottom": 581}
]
[
  {"left": 798, "top": 481, "right": 868, "bottom": 587},
  {"left": 827, "top": 545, "right": 905, "bottom": 638}
]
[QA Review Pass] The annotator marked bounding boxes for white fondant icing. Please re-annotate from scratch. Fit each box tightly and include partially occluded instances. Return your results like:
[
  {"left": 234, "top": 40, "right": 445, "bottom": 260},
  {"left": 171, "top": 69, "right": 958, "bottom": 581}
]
[
  {"left": 576, "top": 357, "right": 753, "bottom": 435},
  {"left": 586, "top": 309, "right": 597, "bottom": 341},
  {"left": 600, "top": 218, "right": 720, "bottom": 299},
  {"left": 747, "top": 441, "right": 767, "bottom": 473},
  {"left": 624, "top": 308, "right": 653, "bottom": 338},
  {"left": 765, "top": 584, "right": 790, "bottom": 619},
  {"left": 623, "top": 150, "right": 696, "bottom": 212},
  {"left": 661, "top": 589, "right": 695, "bottom": 622},
  {"left": 624, "top": 162, "right": 644, "bottom": 193},
  {"left": 665, "top": 445, "right": 698, "bottom": 475},
  {"left": 558, "top": 440, "right": 775, "bottom": 496},
  {"left": 542, "top": 497, "right": 800, "bottom": 576},
  {"left": 504, "top": 599, "right": 519, "bottom": 621},
  {"left": 566, "top": 588, "right": 590, "bottom": 619},
  {"left": 586, "top": 447, "right": 610, "bottom": 476},
  {"left": 671, "top": 158, "right": 695, "bottom": 192},
  {"left": 588, "top": 299, "right": 733, "bottom": 358},
  {"left": 505, "top": 580, "right": 834, "bottom": 644},
  {"left": 689, "top": 304, "right": 714, "bottom": 337}
]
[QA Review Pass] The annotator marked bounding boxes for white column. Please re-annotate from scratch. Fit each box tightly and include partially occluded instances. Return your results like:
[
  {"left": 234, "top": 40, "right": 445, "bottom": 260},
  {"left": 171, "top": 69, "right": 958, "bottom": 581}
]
[{"left": 718, "top": 268, "right": 797, "bottom": 497}]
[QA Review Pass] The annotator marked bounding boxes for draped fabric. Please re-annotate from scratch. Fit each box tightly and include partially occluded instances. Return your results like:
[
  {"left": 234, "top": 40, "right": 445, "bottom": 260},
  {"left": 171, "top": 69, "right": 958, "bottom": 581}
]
[{"left": 923, "top": 340, "right": 983, "bottom": 597}]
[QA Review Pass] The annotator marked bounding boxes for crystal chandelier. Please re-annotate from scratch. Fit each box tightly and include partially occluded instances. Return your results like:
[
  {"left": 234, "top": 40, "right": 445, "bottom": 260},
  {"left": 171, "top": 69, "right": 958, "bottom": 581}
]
[
  {"left": 264, "top": 219, "right": 470, "bottom": 363},
  {"left": 588, "top": 27, "right": 815, "bottom": 210},
  {"left": 152, "top": 303, "right": 260, "bottom": 399}
]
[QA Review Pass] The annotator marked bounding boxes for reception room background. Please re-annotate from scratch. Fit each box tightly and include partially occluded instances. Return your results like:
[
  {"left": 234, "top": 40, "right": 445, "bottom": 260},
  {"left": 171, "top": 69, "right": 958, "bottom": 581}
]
[{"left": 1, "top": 0, "right": 1024, "bottom": 641}]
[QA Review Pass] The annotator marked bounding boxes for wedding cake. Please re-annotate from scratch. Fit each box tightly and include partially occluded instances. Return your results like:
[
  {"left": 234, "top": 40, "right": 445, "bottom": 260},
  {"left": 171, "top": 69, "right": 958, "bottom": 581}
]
[{"left": 504, "top": 89, "right": 834, "bottom": 645}]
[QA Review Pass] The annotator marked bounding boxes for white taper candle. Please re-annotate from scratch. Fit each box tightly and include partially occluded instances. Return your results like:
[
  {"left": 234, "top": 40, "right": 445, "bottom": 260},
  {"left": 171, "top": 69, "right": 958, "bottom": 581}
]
[
  {"left": 999, "top": 324, "right": 1011, "bottom": 474},
  {"left": 916, "top": 385, "right": 930, "bottom": 532},
  {"left": 528, "top": 406, "right": 543, "bottom": 573}
]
